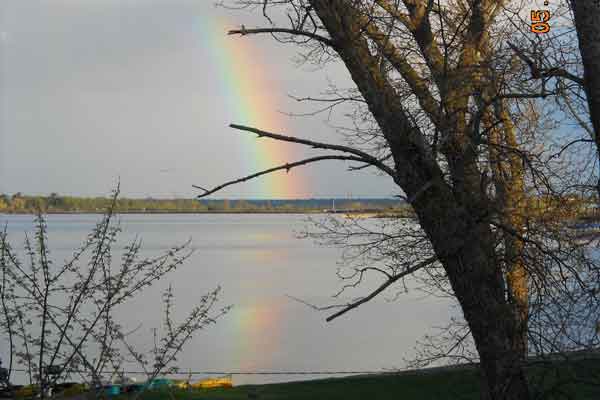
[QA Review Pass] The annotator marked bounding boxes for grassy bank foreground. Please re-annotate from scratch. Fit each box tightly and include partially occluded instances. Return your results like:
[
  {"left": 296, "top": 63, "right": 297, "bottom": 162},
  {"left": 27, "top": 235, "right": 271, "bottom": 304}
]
[{"left": 114, "top": 358, "right": 600, "bottom": 400}]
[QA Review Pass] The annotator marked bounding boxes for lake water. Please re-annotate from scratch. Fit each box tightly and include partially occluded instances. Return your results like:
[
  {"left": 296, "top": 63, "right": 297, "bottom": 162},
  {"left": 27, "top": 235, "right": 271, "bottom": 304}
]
[{"left": 0, "top": 213, "right": 452, "bottom": 385}]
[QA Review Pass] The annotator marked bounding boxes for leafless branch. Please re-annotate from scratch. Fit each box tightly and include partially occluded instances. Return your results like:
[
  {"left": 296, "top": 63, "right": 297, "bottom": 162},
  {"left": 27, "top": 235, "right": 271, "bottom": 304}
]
[
  {"left": 228, "top": 27, "right": 333, "bottom": 47},
  {"left": 326, "top": 256, "right": 438, "bottom": 322},
  {"left": 194, "top": 155, "right": 370, "bottom": 198},
  {"left": 507, "top": 42, "right": 584, "bottom": 86},
  {"left": 229, "top": 124, "right": 397, "bottom": 177}
]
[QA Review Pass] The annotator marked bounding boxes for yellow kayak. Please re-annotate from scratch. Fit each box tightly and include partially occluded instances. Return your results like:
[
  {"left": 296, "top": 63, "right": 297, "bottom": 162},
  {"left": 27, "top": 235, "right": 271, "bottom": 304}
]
[{"left": 190, "top": 375, "right": 233, "bottom": 389}]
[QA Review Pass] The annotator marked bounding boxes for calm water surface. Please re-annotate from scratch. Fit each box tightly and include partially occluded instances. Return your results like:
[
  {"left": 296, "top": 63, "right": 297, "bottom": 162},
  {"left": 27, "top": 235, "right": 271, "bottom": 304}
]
[{"left": 0, "top": 213, "right": 452, "bottom": 384}]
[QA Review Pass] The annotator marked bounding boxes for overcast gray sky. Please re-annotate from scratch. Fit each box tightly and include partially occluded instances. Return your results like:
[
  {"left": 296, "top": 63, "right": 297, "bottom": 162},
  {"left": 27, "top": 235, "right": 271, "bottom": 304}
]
[{"left": 0, "top": 0, "right": 398, "bottom": 199}]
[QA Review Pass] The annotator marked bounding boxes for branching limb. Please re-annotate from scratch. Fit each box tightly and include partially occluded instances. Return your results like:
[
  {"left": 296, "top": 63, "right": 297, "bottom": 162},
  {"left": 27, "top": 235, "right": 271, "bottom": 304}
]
[
  {"left": 195, "top": 155, "right": 372, "bottom": 198},
  {"left": 348, "top": 154, "right": 393, "bottom": 171},
  {"left": 228, "top": 27, "right": 334, "bottom": 47},
  {"left": 289, "top": 94, "right": 365, "bottom": 104},
  {"left": 229, "top": 124, "right": 397, "bottom": 176},
  {"left": 326, "top": 256, "right": 438, "bottom": 322},
  {"left": 356, "top": 10, "right": 442, "bottom": 126},
  {"left": 374, "top": 0, "right": 445, "bottom": 83},
  {"left": 507, "top": 42, "right": 584, "bottom": 86}
]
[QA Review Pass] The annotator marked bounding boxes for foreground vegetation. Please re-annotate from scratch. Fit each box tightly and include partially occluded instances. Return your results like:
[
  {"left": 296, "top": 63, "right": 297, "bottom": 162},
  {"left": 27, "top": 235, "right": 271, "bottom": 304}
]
[
  {"left": 0, "top": 195, "right": 229, "bottom": 399},
  {"left": 117, "top": 358, "right": 600, "bottom": 400}
]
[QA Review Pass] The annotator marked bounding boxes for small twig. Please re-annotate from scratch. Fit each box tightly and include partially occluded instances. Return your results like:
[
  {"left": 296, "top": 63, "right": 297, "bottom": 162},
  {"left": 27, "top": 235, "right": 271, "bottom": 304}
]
[
  {"left": 285, "top": 295, "right": 346, "bottom": 311},
  {"left": 262, "top": 0, "right": 273, "bottom": 25}
]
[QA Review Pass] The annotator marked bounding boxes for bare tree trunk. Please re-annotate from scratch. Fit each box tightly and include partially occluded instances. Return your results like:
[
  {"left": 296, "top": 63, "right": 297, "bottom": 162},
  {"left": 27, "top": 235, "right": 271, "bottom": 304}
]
[
  {"left": 571, "top": 0, "right": 600, "bottom": 193},
  {"left": 412, "top": 182, "right": 529, "bottom": 400},
  {"left": 487, "top": 106, "right": 529, "bottom": 359},
  {"left": 306, "top": 1, "right": 531, "bottom": 396}
]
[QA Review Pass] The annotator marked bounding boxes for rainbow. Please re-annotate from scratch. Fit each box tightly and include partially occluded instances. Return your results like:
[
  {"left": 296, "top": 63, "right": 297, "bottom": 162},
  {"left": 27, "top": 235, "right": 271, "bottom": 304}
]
[
  {"left": 198, "top": 17, "right": 308, "bottom": 198},
  {"left": 229, "top": 300, "right": 285, "bottom": 371}
]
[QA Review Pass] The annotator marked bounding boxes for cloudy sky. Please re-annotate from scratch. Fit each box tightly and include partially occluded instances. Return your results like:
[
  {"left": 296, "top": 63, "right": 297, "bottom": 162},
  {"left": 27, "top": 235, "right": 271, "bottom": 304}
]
[{"left": 0, "top": 0, "right": 399, "bottom": 199}]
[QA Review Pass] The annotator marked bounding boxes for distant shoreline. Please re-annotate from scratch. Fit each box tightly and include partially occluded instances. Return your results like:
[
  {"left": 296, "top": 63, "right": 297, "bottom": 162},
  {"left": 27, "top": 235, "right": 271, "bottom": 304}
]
[
  {"left": 0, "top": 210, "right": 411, "bottom": 218},
  {"left": 0, "top": 210, "right": 326, "bottom": 215},
  {"left": 0, "top": 195, "right": 411, "bottom": 216}
]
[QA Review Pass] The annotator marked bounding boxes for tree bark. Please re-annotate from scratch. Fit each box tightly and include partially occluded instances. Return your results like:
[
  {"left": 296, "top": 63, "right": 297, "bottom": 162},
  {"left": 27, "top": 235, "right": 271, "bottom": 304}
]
[
  {"left": 571, "top": 0, "right": 600, "bottom": 175},
  {"left": 486, "top": 106, "right": 529, "bottom": 359},
  {"left": 413, "top": 183, "right": 529, "bottom": 400}
]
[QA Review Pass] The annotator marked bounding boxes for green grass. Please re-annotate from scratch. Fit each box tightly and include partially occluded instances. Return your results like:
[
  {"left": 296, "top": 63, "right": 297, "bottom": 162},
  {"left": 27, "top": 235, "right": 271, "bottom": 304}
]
[
  {"left": 120, "top": 369, "right": 481, "bottom": 400},
  {"left": 114, "top": 358, "right": 600, "bottom": 400}
]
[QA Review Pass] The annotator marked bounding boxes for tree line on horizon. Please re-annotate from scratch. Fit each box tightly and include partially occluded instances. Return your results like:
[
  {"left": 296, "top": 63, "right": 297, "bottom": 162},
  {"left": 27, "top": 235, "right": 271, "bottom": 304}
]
[{"left": 0, "top": 193, "right": 408, "bottom": 213}]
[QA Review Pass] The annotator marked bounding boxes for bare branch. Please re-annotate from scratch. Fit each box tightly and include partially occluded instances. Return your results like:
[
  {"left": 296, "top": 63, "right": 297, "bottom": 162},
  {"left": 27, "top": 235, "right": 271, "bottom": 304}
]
[
  {"left": 326, "top": 256, "right": 438, "bottom": 322},
  {"left": 507, "top": 42, "right": 584, "bottom": 86},
  {"left": 285, "top": 295, "right": 345, "bottom": 311},
  {"left": 194, "top": 155, "right": 372, "bottom": 198},
  {"left": 228, "top": 27, "right": 334, "bottom": 47},
  {"left": 229, "top": 124, "right": 397, "bottom": 177}
]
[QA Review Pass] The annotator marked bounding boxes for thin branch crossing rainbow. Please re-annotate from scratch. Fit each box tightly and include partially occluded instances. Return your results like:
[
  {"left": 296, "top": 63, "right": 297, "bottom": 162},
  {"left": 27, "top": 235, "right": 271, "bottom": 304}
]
[{"left": 198, "top": 18, "right": 308, "bottom": 198}]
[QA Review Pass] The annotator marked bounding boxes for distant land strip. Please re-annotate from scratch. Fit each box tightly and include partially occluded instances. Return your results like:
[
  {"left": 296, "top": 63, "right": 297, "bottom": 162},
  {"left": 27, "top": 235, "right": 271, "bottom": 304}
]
[{"left": 0, "top": 194, "right": 413, "bottom": 215}]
